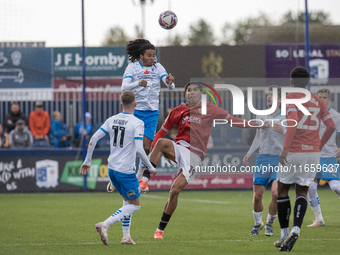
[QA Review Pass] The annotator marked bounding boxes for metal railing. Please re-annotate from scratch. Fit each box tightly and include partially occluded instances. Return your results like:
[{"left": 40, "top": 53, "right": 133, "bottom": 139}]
[{"left": 1, "top": 85, "right": 340, "bottom": 145}]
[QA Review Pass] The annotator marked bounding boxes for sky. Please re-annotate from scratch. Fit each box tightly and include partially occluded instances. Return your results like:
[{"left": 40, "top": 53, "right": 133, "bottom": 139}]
[{"left": 1, "top": 0, "right": 340, "bottom": 47}]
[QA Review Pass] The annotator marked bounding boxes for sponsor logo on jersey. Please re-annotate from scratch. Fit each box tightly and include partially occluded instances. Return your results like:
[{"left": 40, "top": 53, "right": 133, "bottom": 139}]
[
  {"left": 182, "top": 115, "right": 201, "bottom": 124},
  {"left": 302, "top": 144, "right": 313, "bottom": 150}
]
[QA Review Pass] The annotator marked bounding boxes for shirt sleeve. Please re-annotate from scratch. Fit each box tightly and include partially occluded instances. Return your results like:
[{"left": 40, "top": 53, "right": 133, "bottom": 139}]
[
  {"left": 83, "top": 129, "right": 107, "bottom": 166},
  {"left": 320, "top": 101, "right": 332, "bottom": 123},
  {"left": 211, "top": 105, "right": 229, "bottom": 119},
  {"left": 134, "top": 121, "right": 144, "bottom": 140},
  {"left": 158, "top": 63, "right": 175, "bottom": 89},
  {"left": 99, "top": 119, "right": 110, "bottom": 134},
  {"left": 247, "top": 129, "right": 261, "bottom": 155},
  {"left": 162, "top": 109, "right": 176, "bottom": 132},
  {"left": 121, "top": 64, "right": 140, "bottom": 91},
  {"left": 333, "top": 112, "right": 340, "bottom": 133}
]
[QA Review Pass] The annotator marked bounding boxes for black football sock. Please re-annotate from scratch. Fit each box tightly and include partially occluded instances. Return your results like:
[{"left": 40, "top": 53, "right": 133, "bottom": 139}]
[
  {"left": 293, "top": 196, "right": 308, "bottom": 228},
  {"left": 277, "top": 197, "right": 291, "bottom": 229},
  {"left": 142, "top": 169, "right": 150, "bottom": 178},
  {"left": 158, "top": 212, "right": 172, "bottom": 231}
]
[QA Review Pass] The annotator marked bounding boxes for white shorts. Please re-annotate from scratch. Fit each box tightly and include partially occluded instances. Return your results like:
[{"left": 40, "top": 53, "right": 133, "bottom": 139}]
[
  {"left": 277, "top": 152, "right": 320, "bottom": 187},
  {"left": 169, "top": 141, "right": 202, "bottom": 183}
]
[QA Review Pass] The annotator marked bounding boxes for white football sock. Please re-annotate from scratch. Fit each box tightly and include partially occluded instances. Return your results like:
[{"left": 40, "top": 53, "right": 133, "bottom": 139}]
[
  {"left": 253, "top": 211, "right": 263, "bottom": 225},
  {"left": 281, "top": 227, "right": 289, "bottom": 238},
  {"left": 266, "top": 213, "right": 277, "bottom": 226},
  {"left": 291, "top": 226, "right": 300, "bottom": 236},
  {"left": 308, "top": 181, "right": 320, "bottom": 208},
  {"left": 103, "top": 204, "right": 140, "bottom": 229},
  {"left": 329, "top": 180, "right": 340, "bottom": 198},
  {"left": 311, "top": 205, "right": 324, "bottom": 222},
  {"left": 308, "top": 181, "right": 324, "bottom": 221},
  {"left": 122, "top": 200, "right": 132, "bottom": 238}
]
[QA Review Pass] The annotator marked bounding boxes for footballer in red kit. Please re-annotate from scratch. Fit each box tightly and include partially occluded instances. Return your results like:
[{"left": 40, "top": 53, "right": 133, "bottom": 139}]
[
  {"left": 157, "top": 99, "right": 253, "bottom": 160},
  {"left": 275, "top": 67, "right": 335, "bottom": 252},
  {"left": 149, "top": 82, "right": 261, "bottom": 239}
]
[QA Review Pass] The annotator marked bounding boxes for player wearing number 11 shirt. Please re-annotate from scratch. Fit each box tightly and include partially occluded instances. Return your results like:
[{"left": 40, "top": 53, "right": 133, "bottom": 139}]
[
  {"left": 275, "top": 67, "right": 335, "bottom": 251},
  {"left": 80, "top": 91, "right": 156, "bottom": 245}
]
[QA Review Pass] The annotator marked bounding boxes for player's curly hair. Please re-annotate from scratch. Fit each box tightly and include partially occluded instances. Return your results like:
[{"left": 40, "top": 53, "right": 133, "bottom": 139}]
[
  {"left": 290, "top": 66, "right": 310, "bottom": 88},
  {"left": 125, "top": 39, "right": 157, "bottom": 62}
]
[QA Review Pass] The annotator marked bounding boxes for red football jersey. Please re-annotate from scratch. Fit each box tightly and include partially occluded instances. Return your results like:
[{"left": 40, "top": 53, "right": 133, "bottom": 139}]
[
  {"left": 161, "top": 101, "right": 229, "bottom": 159},
  {"left": 285, "top": 93, "right": 331, "bottom": 152}
]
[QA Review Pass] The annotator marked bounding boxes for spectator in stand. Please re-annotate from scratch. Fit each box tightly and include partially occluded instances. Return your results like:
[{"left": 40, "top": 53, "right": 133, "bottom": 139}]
[
  {"left": 49, "top": 111, "right": 72, "bottom": 148},
  {"left": 5, "top": 101, "right": 28, "bottom": 133},
  {"left": 0, "top": 123, "right": 10, "bottom": 148},
  {"left": 74, "top": 112, "right": 93, "bottom": 147},
  {"left": 29, "top": 101, "right": 50, "bottom": 143},
  {"left": 9, "top": 119, "right": 33, "bottom": 148}
]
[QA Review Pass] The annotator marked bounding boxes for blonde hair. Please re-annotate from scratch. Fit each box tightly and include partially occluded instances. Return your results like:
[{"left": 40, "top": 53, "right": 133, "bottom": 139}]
[
  {"left": 268, "top": 85, "right": 281, "bottom": 99},
  {"left": 316, "top": 88, "right": 331, "bottom": 98}
]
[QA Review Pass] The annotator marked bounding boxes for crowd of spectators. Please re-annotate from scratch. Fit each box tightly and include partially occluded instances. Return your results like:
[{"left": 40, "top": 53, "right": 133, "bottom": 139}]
[{"left": 0, "top": 101, "right": 93, "bottom": 149}]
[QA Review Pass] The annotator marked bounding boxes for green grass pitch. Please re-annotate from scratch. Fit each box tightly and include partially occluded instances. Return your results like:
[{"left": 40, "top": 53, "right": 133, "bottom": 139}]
[{"left": 0, "top": 189, "right": 339, "bottom": 255}]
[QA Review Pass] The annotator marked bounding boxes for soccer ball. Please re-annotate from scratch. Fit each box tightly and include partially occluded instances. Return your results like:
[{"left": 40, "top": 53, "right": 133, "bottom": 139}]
[{"left": 158, "top": 10, "right": 178, "bottom": 30}]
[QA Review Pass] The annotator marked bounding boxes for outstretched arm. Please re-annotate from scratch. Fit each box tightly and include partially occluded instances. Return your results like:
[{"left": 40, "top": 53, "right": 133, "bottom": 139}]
[{"left": 80, "top": 129, "right": 106, "bottom": 175}]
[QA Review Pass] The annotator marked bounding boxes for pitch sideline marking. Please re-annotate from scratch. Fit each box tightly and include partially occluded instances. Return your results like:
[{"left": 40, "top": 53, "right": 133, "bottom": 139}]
[{"left": 142, "top": 194, "right": 230, "bottom": 204}]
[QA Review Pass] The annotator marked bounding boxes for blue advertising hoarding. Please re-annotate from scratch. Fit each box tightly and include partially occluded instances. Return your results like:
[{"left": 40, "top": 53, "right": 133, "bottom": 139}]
[{"left": 0, "top": 47, "right": 52, "bottom": 88}]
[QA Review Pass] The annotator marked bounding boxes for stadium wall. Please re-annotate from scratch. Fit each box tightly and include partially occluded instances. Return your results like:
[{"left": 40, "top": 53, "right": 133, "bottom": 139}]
[
  {"left": 160, "top": 45, "right": 266, "bottom": 88},
  {"left": 0, "top": 147, "right": 255, "bottom": 193}
]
